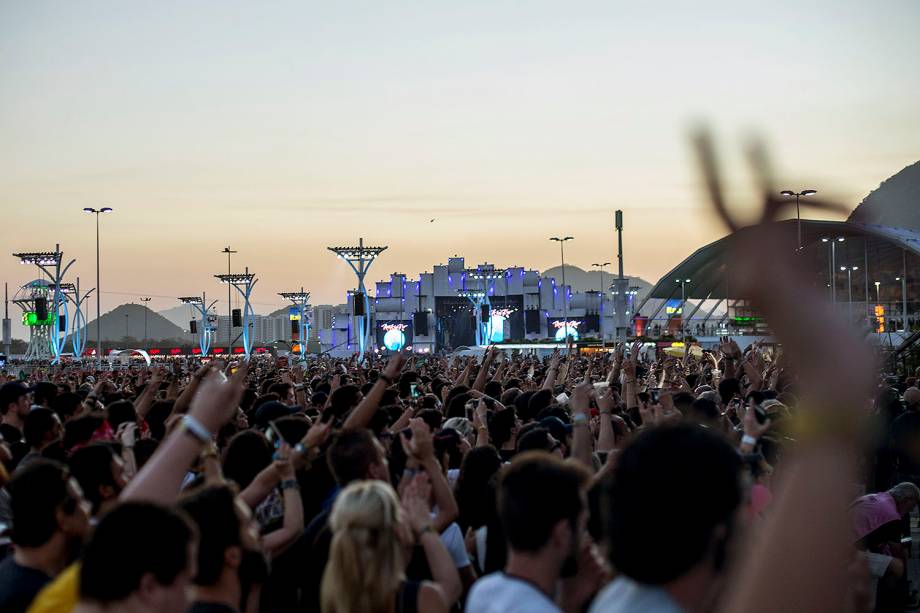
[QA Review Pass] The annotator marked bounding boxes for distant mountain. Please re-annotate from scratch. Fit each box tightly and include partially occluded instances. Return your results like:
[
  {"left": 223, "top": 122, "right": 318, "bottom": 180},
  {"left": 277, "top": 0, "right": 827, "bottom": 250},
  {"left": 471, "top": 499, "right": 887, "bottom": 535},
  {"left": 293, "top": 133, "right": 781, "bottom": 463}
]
[
  {"left": 83, "top": 303, "right": 191, "bottom": 342},
  {"left": 542, "top": 265, "right": 652, "bottom": 299},
  {"left": 848, "top": 161, "right": 920, "bottom": 229},
  {"left": 157, "top": 304, "right": 197, "bottom": 332}
]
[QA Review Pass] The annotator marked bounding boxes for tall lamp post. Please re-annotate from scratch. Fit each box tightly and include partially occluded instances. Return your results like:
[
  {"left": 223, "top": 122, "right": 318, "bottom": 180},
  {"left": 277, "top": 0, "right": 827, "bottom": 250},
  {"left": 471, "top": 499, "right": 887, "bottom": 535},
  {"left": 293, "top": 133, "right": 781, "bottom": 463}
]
[
  {"left": 327, "top": 239, "right": 387, "bottom": 359},
  {"left": 83, "top": 207, "right": 113, "bottom": 363},
  {"left": 780, "top": 189, "right": 817, "bottom": 251},
  {"left": 140, "top": 297, "right": 151, "bottom": 345},
  {"left": 591, "top": 262, "right": 611, "bottom": 293},
  {"left": 592, "top": 262, "right": 611, "bottom": 335},
  {"left": 675, "top": 278, "right": 691, "bottom": 338},
  {"left": 841, "top": 265, "right": 858, "bottom": 321},
  {"left": 820, "top": 236, "right": 845, "bottom": 306},
  {"left": 221, "top": 247, "right": 237, "bottom": 354},
  {"left": 550, "top": 237, "right": 574, "bottom": 341},
  {"left": 896, "top": 275, "right": 907, "bottom": 331}
]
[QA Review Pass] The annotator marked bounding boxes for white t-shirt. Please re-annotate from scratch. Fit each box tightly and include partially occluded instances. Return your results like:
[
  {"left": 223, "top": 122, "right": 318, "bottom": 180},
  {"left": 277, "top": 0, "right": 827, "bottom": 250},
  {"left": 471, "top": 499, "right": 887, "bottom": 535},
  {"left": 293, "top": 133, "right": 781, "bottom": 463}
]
[
  {"left": 589, "top": 576, "right": 684, "bottom": 613},
  {"left": 465, "top": 572, "right": 560, "bottom": 613},
  {"left": 440, "top": 522, "right": 471, "bottom": 569}
]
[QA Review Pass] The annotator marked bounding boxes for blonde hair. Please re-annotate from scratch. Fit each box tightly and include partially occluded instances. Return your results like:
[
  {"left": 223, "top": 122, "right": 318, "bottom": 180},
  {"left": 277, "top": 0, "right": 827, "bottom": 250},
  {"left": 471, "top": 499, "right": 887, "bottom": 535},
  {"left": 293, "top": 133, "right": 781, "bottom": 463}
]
[{"left": 320, "top": 480, "right": 406, "bottom": 613}]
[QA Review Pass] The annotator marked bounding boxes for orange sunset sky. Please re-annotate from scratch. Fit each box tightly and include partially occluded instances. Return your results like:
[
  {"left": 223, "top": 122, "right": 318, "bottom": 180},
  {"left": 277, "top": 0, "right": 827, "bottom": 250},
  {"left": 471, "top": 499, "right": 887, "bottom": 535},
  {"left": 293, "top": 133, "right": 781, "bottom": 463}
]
[{"left": 2, "top": 1, "right": 918, "bottom": 333}]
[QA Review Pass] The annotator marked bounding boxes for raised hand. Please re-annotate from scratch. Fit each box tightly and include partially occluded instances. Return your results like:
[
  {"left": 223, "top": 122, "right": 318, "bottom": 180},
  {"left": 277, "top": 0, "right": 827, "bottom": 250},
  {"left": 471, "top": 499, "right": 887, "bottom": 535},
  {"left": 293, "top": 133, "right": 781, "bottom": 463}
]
[
  {"left": 188, "top": 359, "right": 251, "bottom": 435},
  {"left": 401, "top": 473, "right": 434, "bottom": 539},
  {"left": 273, "top": 442, "right": 295, "bottom": 480},
  {"left": 400, "top": 417, "right": 435, "bottom": 462},
  {"left": 302, "top": 419, "right": 332, "bottom": 449},
  {"left": 596, "top": 386, "right": 618, "bottom": 414},
  {"left": 384, "top": 350, "right": 408, "bottom": 381}
]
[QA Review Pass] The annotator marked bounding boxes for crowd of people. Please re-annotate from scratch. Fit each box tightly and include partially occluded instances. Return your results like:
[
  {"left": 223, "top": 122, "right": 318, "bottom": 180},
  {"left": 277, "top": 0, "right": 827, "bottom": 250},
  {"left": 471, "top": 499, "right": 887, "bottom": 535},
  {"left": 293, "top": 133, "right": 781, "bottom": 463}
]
[
  {"left": 0, "top": 146, "right": 913, "bottom": 612},
  {"left": 0, "top": 329, "right": 915, "bottom": 613}
]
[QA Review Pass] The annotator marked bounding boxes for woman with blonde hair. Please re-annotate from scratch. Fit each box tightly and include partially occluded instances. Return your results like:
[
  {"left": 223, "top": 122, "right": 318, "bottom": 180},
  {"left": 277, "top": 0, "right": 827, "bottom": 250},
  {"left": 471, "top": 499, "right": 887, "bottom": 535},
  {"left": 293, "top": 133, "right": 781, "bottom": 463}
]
[{"left": 320, "top": 475, "right": 459, "bottom": 613}]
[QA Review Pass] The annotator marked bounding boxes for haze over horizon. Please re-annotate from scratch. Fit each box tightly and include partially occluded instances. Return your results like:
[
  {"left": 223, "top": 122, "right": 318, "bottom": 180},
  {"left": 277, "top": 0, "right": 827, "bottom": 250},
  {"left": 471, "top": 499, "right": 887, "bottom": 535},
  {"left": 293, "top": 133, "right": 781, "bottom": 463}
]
[{"left": 2, "top": 1, "right": 919, "bottom": 337}]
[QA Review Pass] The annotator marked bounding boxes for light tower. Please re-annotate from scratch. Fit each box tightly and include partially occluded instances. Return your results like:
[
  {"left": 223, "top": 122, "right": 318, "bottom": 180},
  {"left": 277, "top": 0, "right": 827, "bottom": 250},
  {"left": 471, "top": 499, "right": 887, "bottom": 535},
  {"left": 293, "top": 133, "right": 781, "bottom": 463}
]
[
  {"left": 179, "top": 294, "right": 218, "bottom": 356},
  {"left": 327, "top": 239, "right": 387, "bottom": 359},
  {"left": 13, "top": 246, "right": 75, "bottom": 364},
  {"left": 279, "top": 289, "right": 311, "bottom": 360},
  {"left": 13, "top": 280, "right": 55, "bottom": 361},
  {"left": 215, "top": 268, "right": 257, "bottom": 358}
]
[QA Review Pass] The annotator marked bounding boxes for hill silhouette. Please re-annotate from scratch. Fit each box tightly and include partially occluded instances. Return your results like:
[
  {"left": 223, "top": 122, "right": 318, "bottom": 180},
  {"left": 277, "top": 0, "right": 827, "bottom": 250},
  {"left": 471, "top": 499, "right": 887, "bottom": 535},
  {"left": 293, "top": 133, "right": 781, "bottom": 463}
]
[
  {"left": 848, "top": 160, "right": 920, "bottom": 229},
  {"left": 82, "top": 303, "right": 191, "bottom": 343},
  {"left": 542, "top": 265, "right": 652, "bottom": 299}
]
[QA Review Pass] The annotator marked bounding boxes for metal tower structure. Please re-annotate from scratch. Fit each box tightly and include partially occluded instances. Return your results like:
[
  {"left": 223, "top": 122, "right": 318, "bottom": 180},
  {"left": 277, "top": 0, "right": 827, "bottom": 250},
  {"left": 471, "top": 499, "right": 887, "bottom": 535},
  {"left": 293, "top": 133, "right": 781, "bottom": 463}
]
[
  {"left": 12, "top": 280, "right": 54, "bottom": 361},
  {"left": 279, "top": 289, "right": 311, "bottom": 360},
  {"left": 215, "top": 269, "right": 257, "bottom": 358},
  {"left": 180, "top": 294, "right": 218, "bottom": 356},
  {"left": 62, "top": 278, "right": 94, "bottom": 359},
  {"left": 458, "top": 268, "right": 505, "bottom": 346},
  {"left": 13, "top": 246, "right": 75, "bottom": 363},
  {"left": 327, "top": 239, "right": 387, "bottom": 359},
  {"left": 47, "top": 280, "right": 93, "bottom": 359}
]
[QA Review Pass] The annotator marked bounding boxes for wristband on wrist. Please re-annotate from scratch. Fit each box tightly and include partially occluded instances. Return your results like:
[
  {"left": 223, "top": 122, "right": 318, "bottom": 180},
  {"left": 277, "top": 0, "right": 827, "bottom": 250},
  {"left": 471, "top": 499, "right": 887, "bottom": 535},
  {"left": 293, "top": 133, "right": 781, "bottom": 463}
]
[
  {"left": 416, "top": 524, "right": 435, "bottom": 538},
  {"left": 740, "top": 434, "right": 758, "bottom": 446},
  {"left": 294, "top": 442, "right": 310, "bottom": 457},
  {"left": 181, "top": 415, "right": 212, "bottom": 444},
  {"left": 280, "top": 479, "right": 300, "bottom": 491},
  {"left": 573, "top": 413, "right": 589, "bottom": 425}
]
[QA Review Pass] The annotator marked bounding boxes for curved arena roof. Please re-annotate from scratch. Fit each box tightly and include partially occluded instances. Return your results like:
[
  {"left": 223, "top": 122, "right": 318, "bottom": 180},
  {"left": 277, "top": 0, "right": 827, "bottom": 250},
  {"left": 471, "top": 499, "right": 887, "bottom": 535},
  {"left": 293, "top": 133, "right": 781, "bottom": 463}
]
[{"left": 645, "top": 219, "right": 920, "bottom": 300}]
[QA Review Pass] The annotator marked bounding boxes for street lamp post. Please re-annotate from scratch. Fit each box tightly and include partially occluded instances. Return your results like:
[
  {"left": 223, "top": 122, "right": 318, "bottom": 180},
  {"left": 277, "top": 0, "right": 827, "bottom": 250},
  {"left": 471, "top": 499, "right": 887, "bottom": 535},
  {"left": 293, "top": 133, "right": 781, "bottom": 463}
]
[
  {"left": 901, "top": 249, "right": 909, "bottom": 332},
  {"left": 820, "top": 236, "right": 845, "bottom": 306},
  {"left": 591, "top": 262, "right": 611, "bottom": 293},
  {"left": 550, "top": 237, "right": 574, "bottom": 341},
  {"left": 140, "top": 297, "right": 151, "bottom": 345},
  {"left": 83, "top": 207, "right": 113, "bottom": 363},
  {"left": 841, "top": 266, "right": 858, "bottom": 321},
  {"left": 781, "top": 189, "right": 817, "bottom": 251},
  {"left": 592, "top": 262, "right": 611, "bottom": 316},
  {"left": 675, "top": 278, "right": 691, "bottom": 338},
  {"left": 221, "top": 246, "right": 237, "bottom": 354}
]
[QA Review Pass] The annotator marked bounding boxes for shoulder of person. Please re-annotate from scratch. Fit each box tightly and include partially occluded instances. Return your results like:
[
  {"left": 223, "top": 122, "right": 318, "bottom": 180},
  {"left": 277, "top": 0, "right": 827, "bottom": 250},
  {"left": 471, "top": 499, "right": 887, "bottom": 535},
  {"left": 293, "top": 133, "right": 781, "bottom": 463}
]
[
  {"left": 417, "top": 581, "right": 448, "bottom": 613},
  {"left": 467, "top": 573, "right": 559, "bottom": 612}
]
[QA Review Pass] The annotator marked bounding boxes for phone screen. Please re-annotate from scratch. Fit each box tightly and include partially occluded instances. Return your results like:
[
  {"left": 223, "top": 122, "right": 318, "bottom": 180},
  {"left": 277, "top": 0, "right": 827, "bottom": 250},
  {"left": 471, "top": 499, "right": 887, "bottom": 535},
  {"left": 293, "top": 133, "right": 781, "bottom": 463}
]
[
  {"left": 265, "top": 422, "right": 282, "bottom": 449},
  {"left": 410, "top": 383, "right": 419, "bottom": 398}
]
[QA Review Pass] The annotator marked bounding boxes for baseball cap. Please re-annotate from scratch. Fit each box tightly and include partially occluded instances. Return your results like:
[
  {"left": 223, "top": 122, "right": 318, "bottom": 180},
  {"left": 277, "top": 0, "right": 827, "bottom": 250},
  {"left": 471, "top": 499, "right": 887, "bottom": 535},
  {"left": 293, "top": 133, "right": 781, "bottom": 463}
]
[
  {"left": 254, "top": 401, "right": 301, "bottom": 428},
  {"left": 540, "top": 416, "right": 573, "bottom": 442},
  {"left": 0, "top": 381, "right": 34, "bottom": 410}
]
